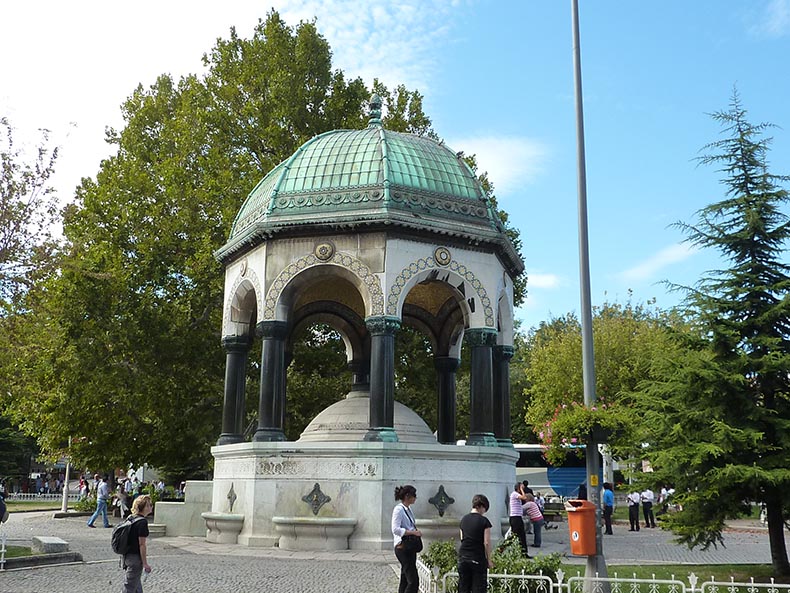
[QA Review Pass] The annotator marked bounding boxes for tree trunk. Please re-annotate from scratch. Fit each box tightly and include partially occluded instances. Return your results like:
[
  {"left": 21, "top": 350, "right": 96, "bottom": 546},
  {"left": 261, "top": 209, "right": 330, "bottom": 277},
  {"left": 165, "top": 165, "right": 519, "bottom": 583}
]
[{"left": 765, "top": 494, "right": 790, "bottom": 576}]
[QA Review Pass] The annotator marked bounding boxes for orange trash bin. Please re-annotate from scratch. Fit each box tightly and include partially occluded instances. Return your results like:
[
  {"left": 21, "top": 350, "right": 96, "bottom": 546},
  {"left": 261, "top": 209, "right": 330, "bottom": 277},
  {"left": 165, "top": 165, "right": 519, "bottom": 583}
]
[{"left": 564, "top": 499, "right": 597, "bottom": 555}]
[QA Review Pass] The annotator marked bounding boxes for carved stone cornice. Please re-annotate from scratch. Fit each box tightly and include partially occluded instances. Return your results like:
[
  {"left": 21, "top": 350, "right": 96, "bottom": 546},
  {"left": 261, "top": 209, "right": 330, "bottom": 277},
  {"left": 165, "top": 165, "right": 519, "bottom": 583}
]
[
  {"left": 434, "top": 356, "right": 461, "bottom": 373},
  {"left": 365, "top": 316, "right": 401, "bottom": 336},
  {"left": 221, "top": 335, "right": 252, "bottom": 353},
  {"left": 493, "top": 345, "right": 515, "bottom": 362},
  {"left": 255, "top": 320, "right": 290, "bottom": 340},
  {"left": 465, "top": 327, "right": 498, "bottom": 348}
]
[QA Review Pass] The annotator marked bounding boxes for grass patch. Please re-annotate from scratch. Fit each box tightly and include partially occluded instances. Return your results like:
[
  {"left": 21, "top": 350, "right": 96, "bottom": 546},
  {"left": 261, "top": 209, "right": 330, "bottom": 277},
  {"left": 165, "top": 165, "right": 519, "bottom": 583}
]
[
  {"left": 562, "top": 564, "right": 787, "bottom": 583},
  {"left": 3, "top": 545, "right": 33, "bottom": 558},
  {"left": 6, "top": 500, "right": 64, "bottom": 512}
]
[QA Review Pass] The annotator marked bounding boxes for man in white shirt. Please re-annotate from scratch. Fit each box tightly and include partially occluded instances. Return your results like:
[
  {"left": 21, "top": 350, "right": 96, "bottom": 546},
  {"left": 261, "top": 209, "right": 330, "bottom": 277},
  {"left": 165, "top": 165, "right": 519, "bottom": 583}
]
[
  {"left": 627, "top": 490, "right": 641, "bottom": 531},
  {"left": 87, "top": 475, "right": 112, "bottom": 528},
  {"left": 641, "top": 488, "right": 656, "bottom": 528}
]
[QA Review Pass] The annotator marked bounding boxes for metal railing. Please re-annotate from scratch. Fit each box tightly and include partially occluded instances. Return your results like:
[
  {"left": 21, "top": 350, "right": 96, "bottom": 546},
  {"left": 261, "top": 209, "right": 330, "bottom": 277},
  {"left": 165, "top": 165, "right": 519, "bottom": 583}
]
[
  {"left": 5, "top": 493, "right": 79, "bottom": 502},
  {"left": 418, "top": 559, "right": 790, "bottom": 593}
]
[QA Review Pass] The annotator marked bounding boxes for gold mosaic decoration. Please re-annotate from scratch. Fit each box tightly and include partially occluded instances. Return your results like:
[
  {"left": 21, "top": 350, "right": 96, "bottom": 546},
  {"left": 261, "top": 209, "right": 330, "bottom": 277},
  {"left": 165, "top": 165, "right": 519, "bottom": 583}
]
[
  {"left": 264, "top": 252, "right": 384, "bottom": 320},
  {"left": 386, "top": 256, "right": 494, "bottom": 326}
]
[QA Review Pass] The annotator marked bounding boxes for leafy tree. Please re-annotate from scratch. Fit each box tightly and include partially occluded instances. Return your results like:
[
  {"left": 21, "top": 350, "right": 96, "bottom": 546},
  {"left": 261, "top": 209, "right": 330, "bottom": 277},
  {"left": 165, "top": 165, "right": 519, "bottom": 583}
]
[
  {"left": 0, "top": 11, "right": 445, "bottom": 477},
  {"left": 0, "top": 117, "right": 60, "bottom": 308},
  {"left": 635, "top": 91, "right": 790, "bottom": 574},
  {"left": 523, "top": 300, "right": 682, "bottom": 462}
]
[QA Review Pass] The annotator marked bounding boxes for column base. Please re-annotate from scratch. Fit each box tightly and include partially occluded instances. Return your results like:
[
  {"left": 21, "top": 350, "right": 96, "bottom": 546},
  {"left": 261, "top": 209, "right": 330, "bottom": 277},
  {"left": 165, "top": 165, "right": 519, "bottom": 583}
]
[
  {"left": 216, "top": 433, "right": 245, "bottom": 446},
  {"left": 496, "top": 438, "right": 514, "bottom": 448},
  {"left": 466, "top": 433, "right": 498, "bottom": 447},
  {"left": 252, "top": 428, "right": 287, "bottom": 442},
  {"left": 363, "top": 428, "right": 399, "bottom": 442}
]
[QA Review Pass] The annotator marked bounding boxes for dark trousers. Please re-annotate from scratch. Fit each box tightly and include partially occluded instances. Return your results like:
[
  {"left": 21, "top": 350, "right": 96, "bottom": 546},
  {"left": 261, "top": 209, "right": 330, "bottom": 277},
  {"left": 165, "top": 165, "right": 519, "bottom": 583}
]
[
  {"left": 458, "top": 560, "right": 488, "bottom": 593},
  {"left": 509, "top": 516, "right": 529, "bottom": 556},
  {"left": 122, "top": 553, "right": 143, "bottom": 593},
  {"left": 643, "top": 501, "right": 655, "bottom": 527},
  {"left": 394, "top": 547, "right": 419, "bottom": 593},
  {"left": 628, "top": 504, "right": 640, "bottom": 531},
  {"left": 603, "top": 505, "right": 613, "bottom": 534}
]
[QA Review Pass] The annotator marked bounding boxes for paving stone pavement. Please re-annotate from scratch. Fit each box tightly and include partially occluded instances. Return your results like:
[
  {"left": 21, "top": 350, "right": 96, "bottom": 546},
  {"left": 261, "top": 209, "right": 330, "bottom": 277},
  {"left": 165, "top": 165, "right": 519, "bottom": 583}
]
[{"left": 0, "top": 512, "right": 785, "bottom": 593}]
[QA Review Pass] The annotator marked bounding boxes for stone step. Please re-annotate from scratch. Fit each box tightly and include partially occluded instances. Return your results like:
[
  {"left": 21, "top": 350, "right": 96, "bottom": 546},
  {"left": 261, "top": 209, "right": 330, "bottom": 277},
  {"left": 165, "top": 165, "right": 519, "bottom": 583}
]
[
  {"left": 147, "top": 523, "right": 167, "bottom": 538},
  {"left": 32, "top": 536, "right": 69, "bottom": 553}
]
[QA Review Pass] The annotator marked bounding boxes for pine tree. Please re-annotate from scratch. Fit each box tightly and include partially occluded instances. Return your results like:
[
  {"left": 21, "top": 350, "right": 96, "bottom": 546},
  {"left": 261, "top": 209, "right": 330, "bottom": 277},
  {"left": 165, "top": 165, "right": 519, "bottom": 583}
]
[{"left": 639, "top": 90, "right": 790, "bottom": 574}]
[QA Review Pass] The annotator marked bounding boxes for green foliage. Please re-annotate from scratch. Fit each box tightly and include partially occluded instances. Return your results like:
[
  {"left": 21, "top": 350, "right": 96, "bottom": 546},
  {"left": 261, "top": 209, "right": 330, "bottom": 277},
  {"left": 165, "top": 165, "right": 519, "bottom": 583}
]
[
  {"left": 421, "top": 539, "right": 458, "bottom": 580},
  {"left": 421, "top": 536, "right": 562, "bottom": 593},
  {"left": 635, "top": 90, "right": 790, "bottom": 575},
  {"left": 524, "top": 300, "right": 683, "bottom": 459},
  {"left": 0, "top": 10, "right": 439, "bottom": 477},
  {"left": 285, "top": 324, "right": 350, "bottom": 440},
  {"left": 0, "top": 116, "right": 61, "bottom": 308},
  {"left": 74, "top": 494, "right": 96, "bottom": 512}
]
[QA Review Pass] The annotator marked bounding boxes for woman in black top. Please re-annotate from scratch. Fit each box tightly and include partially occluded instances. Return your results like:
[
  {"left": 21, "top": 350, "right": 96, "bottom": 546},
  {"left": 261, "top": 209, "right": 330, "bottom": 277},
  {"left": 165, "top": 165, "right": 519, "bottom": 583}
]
[{"left": 457, "top": 494, "right": 493, "bottom": 593}]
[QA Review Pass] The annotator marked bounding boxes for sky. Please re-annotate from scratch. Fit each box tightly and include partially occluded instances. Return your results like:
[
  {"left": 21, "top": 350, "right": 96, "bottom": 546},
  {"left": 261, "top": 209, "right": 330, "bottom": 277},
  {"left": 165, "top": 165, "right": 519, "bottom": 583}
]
[{"left": 2, "top": 0, "right": 789, "bottom": 331}]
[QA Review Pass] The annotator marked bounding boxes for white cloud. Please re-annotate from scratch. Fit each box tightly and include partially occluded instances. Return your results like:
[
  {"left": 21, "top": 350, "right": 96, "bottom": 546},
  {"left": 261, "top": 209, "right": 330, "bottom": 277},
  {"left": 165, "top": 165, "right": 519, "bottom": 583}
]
[
  {"left": 277, "top": 0, "right": 462, "bottom": 92},
  {"left": 528, "top": 273, "right": 561, "bottom": 290},
  {"left": 749, "top": 0, "right": 790, "bottom": 38},
  {"left": 619, "top": 243, "right": 698, "bottom": 282},
  {"left": 445, "top": 135, "right": 549, "bottom": 196}
]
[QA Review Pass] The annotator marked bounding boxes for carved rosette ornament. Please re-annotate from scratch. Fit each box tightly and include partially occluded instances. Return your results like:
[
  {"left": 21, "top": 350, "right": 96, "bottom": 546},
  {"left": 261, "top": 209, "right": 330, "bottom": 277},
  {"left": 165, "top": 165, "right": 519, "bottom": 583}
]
[
  {"left": 434, "top": 247, "right": 451, "bottom": 266},
  {"left": 314, "top": 241, "right": 335, "bottom": 261},
  {"left": 428, "top": 485, "right": 455, "bottom": 517},
  {"left": 302, "top": 483, "right": 331, "bottom": 516}
]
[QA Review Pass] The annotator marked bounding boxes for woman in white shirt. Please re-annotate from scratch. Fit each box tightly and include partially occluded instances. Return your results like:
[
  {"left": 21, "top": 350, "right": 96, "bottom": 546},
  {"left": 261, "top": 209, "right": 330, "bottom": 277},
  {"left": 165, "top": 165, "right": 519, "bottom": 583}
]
[{"left": 392, "top": 484, "right": 422, "bottom": 593}]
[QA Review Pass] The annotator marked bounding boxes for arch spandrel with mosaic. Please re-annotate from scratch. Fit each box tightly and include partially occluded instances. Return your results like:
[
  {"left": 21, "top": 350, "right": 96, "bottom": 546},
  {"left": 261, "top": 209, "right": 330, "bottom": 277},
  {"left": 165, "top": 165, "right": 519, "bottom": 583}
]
[
  {"left": 263, "top": 249, "right": 385, "bottom": 321},
  {"left": 387, "top": 248, "right": 495, "bottom": 327}
]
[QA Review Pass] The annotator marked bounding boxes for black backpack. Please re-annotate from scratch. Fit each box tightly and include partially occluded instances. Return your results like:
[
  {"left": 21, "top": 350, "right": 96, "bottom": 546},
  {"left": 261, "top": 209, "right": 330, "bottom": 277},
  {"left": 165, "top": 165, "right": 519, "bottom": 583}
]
[{"left": 111, "top": 515, "right": 143, "bottom": 555}]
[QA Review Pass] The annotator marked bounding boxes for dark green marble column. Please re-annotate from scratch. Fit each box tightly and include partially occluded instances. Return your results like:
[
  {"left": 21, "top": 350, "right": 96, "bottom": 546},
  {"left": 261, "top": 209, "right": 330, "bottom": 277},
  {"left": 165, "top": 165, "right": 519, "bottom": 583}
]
[
  {"left": 465, "top": 328, "right": 498, "bottom": 447},
  {"left": 493, "top": 345, "right": 515, "bottom": 447},
  {"left": 253, "top": 321, "right": 289, "bottom": 442},
  {"left": 363, "top": 316, "right": 400, "bottom": 442},
  {"left": 434, "top": 356, "right": 460, "bottom": 444},
  {"left": 217, "top": 335, "right": 251, "bottom": 446}
]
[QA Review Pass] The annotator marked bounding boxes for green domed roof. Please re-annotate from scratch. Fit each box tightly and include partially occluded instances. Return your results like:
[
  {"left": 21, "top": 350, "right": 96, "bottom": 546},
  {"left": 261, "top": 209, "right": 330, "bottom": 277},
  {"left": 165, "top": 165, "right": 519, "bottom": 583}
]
[{"left": 216, "top": 97, "right": 522, "bottom": 275}]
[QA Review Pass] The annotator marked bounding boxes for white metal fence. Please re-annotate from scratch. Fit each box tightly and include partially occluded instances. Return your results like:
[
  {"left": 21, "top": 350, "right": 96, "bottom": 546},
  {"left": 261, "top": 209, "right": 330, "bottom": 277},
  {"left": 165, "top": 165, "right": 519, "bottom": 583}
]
[
  {"left": 4, "top": 493, "right": 79, "bottom": 502},
  {"left": 417, "top": 558, "right": 790, "bottom": 593}
]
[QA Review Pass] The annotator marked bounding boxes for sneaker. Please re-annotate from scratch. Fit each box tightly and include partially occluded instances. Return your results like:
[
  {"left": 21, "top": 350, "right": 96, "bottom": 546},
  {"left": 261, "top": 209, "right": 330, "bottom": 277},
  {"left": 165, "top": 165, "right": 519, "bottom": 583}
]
[{"left": 87, "top": 524, "right": 95, "bottom": 528}]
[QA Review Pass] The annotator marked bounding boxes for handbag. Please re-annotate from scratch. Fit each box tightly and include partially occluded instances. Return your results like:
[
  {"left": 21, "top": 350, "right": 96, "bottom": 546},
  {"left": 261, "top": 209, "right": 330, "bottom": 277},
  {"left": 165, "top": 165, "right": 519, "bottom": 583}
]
[
  {"left": 398, "top": 505, "right": 422, "bottom": 553},
  {"left": 400, "top": 534, "right": 423, "bottom": 553}
]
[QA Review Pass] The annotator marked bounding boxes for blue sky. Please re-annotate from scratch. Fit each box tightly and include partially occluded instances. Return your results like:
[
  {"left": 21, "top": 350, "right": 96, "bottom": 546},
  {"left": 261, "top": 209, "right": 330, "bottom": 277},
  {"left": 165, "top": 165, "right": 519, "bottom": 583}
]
[{"left": 2, "top": 1, "right": 789, "bottom": 330}]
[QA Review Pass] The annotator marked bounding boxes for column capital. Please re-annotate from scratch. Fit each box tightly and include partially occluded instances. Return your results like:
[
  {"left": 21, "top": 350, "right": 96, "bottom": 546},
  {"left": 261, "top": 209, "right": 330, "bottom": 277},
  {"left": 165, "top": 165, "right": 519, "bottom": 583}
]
[
  {"left": 465, "top": 327, "right": 498, "bottom": 348},
  {"left": 365, "top": 315, "right": 401, "bottom": 336},
  {"left": 221, "top": 335, "right": 252, "bottom": 353},
  {"left": 434, "top": 356, "right": 461, "bottom": 373},
  {"left": 256, "top": 320, "right": 289, "bottom": 340},
  {"left": 493, "top": 344, "right": 515, "bottom": 362}
]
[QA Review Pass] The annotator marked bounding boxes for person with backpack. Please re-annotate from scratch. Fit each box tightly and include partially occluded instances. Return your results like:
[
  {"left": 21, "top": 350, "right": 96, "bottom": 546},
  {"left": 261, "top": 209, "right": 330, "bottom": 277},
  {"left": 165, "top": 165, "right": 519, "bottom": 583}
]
[{"left": 117, "top": 494, "right": 153, "bottom": 592}]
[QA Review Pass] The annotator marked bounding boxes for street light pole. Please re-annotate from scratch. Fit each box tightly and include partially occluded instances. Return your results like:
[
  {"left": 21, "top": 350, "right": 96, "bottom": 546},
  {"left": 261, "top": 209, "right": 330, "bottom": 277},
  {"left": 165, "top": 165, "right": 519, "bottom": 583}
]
[
  {"left": 60, "top": 436, "right": 71, "bottom": 513},
  {"left": 570, "top": 0, "right": 608, "bottom": 581}
]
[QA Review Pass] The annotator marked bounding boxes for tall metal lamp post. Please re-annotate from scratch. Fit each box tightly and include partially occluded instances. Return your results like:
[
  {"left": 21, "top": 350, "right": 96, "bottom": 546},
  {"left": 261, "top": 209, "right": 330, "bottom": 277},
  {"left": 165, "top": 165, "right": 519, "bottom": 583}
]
[
  {"left": 60, "top": 436, "right": 71, "bottom": 513},
  {"left": 571, "top": 0, "right": 608, "bottom": 580}
]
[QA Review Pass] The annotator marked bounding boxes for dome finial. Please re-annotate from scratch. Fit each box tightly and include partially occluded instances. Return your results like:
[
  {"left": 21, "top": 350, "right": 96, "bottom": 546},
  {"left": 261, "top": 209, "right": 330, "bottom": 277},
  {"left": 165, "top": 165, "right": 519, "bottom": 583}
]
[{"left": 368, "top": 93, "right": 383, "bottom": 127}]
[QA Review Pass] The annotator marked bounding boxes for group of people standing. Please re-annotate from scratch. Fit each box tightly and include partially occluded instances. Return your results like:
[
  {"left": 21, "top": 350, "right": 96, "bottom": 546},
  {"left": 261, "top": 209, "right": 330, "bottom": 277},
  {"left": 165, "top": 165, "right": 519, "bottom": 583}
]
[
  {"left": 508, "top": 481, "right": 545, "bottom": 558},
  {"left": 602, "top": 483, "right": 669, "bottom": 535}
]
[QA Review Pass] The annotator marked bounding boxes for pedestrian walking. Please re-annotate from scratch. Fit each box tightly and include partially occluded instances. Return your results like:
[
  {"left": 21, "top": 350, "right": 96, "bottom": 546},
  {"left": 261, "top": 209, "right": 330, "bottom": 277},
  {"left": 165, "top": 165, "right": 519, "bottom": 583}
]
[
  {"left": 87, "top": 474, "right": 111, "bottom": 528},
  {"left": 121, "top": 494, "right": 153, "bottom": 593},
  {"left": 457, "top": 494, "right": 493, "bottom": 593}
]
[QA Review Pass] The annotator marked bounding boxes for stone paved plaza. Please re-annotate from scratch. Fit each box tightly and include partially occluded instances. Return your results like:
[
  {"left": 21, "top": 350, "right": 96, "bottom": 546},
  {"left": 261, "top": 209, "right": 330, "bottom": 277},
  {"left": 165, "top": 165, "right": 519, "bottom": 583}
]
[{"left": 0, "top": 511, "right": 783, "bottom": 592}]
